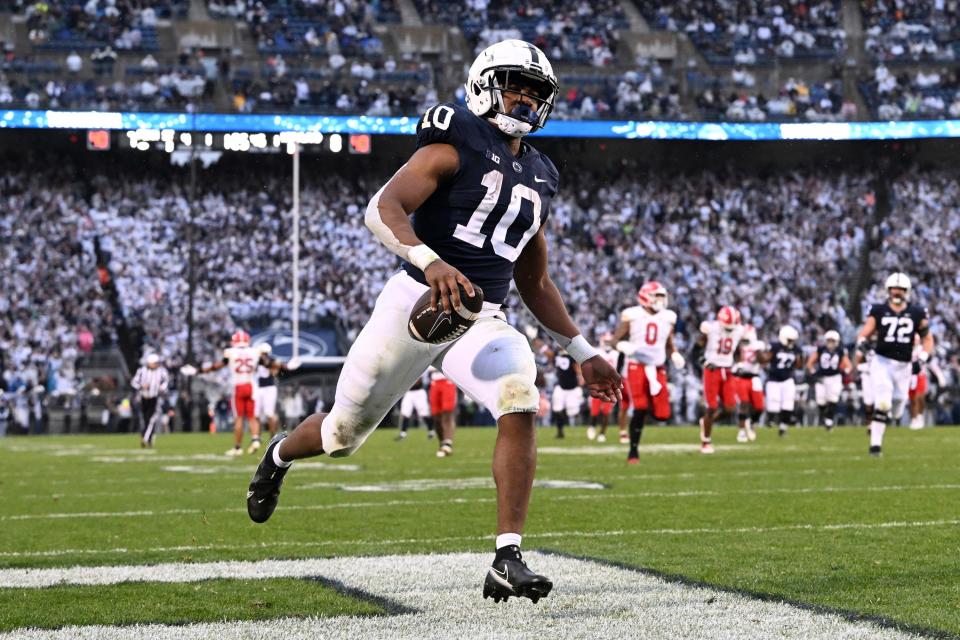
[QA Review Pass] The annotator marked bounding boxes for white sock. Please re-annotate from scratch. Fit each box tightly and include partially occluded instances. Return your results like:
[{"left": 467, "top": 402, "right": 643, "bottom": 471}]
[
  {"left": 645, "top": 364, "right": 661, "bottom": 396},
  {"left": 272, "top": 441, "right": 293, "bottom": 468},
  {"left": 869, "top": 421, "right": 886, "bottom": 448},
  {"left": 495, "top": 533, "right": 522, "bottom": 550}
]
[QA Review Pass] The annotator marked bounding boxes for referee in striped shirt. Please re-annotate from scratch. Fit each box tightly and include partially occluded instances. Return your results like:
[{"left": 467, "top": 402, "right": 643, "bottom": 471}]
[{"left": 131, "top": 354, "right": 169, "bottom": 448}]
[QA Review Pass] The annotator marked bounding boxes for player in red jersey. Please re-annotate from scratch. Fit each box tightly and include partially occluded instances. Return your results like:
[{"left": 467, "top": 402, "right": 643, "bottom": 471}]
[
  {"left": 697, "top": 307, "right": 747, "bottom": 454},
  {"left": 198, "top": 330, "right": 264, "bottom": 456}
]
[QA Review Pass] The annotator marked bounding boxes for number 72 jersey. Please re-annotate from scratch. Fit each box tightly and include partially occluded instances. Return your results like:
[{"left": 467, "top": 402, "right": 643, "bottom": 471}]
[
  {"left": 398, "top": 102, "right": 560, "bottom": 306},
  {"left": 870, "top": 303, "right": 929, "bottom": 363}
]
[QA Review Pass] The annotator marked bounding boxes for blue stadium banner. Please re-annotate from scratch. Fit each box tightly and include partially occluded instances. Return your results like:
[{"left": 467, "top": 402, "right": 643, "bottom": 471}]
[{"left": 5, "top": 110, "right": 960, "bottom": 140}]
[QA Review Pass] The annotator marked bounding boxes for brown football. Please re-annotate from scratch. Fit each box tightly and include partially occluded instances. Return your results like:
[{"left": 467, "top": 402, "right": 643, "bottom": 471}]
[{"left": 408, "top": 285, "right": 484, "bottom": 344}]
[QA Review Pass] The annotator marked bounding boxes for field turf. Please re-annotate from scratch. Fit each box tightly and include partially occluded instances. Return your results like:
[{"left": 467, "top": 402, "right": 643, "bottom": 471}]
[{"left": 0, "top": 424, "right": 958, "bottom": 637}]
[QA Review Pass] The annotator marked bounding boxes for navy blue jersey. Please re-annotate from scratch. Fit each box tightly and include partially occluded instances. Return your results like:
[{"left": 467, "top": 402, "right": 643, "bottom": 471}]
[
  {"left": 869, "top": 303, "right": 928, "bottom": 363},
  {"left": 555, "top": 354, "right": 579, "bottom": 390},
  {"left": 815, "top": 346, "right": 846, "bottom": 377},
  {"left": 400, "top": 103, "right": 560, "bottom": 305},
  {"left": 767, "top": 342, "right": 800, "bottom": 382}
]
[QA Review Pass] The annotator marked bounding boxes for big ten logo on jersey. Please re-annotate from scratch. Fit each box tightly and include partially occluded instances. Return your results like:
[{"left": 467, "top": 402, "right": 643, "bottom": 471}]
[{"left": 880, "top": 316, "right": 914, "bottom": 344}]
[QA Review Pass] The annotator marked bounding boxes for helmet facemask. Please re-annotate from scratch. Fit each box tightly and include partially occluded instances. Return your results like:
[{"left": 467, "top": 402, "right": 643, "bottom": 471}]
[{"left": 486, "top": 68, "right": 557, "bottom": 138}]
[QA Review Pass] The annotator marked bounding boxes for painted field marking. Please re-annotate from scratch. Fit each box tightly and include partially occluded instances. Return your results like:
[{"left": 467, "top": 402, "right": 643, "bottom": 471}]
[
  {"left": 0, "top": 553, "right": 927, "bottom": 640},
  {"left": 1, "top": 518, "right": 957, "bottom": 561}
]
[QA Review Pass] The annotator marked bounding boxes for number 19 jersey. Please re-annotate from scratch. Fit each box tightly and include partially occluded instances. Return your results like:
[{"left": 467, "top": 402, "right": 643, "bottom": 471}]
[
  {"left": 700, "top": 321, "right": 747, "bottom": 368},
  {"left": 622, "top": 305, "right": 677, "bottom": 366},
  {"left": 399, "top": 103, "right": 560, "bottom": 306}
]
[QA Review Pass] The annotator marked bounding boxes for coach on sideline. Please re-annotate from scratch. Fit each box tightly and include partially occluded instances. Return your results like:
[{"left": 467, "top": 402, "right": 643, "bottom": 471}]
[{"left": 131, "top": 353, "right": 169, "bottom": 448}]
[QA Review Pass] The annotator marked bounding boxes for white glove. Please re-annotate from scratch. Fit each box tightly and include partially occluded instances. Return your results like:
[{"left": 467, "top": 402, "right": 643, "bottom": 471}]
[
  {"left": 616, "top": 340, "right": 637, "bottom": 356},
  {"left": 919, "top": 350, "right": 930, "bottom": 363},
  {"left": 671, "top": 351, "right": 686, "bottom": 369},
  {"left": 179, "top": 364, "right": 197, "bottom": 377},
  {"left": 286, "top": 357, "right": 302, "bottom": 370}
]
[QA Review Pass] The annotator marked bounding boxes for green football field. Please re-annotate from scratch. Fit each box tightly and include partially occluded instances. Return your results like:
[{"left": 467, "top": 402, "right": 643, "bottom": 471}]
[{"left": 1, "top": 425, "right": 958, "bottom": 638}]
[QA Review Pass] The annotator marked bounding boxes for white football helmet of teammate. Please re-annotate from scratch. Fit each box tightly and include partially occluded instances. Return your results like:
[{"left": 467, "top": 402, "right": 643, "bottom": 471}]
[
  {"left": 778, "top": 325, "right": 799, "bottom": 347},
  {"left": 885, "top": 272, "right": 911, "bottom": 304},
  {"left": 464, "top": 39, "right": 559, "bottom": 138},
  {"left": 824, "top": 330, "right": 840, "bottom": 349}
]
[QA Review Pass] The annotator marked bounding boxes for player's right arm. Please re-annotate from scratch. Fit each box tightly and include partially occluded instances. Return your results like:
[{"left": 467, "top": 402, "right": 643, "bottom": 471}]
[
  {"left": 611, "top": 316, "right": 635, "bottom": 356},
  {"left": 200, "top": 356, "right": 228, "bottom": 374},
  {"left": 856, "top": 314, "right": 877, "bottom": 348},
  {"left": 365, "top": 142, "right": 475, "bottom": 315}
]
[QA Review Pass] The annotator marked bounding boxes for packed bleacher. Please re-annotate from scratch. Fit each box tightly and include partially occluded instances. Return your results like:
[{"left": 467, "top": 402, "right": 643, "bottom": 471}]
[
  {"left": 637, "top": 0, "right": 846, "bottom": 64},
  {"left": 859, "top": 63, "right": 960, "bottom": 120},
  {"left": 861, "top": 0, "right": 959, "bottom": 62},
  {"left": 21, "top": 0, "right": 178, "bottom": 51}
]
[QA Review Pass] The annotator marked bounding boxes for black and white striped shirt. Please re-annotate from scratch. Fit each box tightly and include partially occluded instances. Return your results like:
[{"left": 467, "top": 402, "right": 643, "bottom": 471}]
[{"left": 131, "top": 366, "right": 169, "bottom": 399}]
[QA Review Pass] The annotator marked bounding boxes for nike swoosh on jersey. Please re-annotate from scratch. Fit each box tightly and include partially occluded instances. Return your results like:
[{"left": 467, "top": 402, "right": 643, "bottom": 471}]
[{"left": 534, "top": 177, "right": 547, "bottom": 183}]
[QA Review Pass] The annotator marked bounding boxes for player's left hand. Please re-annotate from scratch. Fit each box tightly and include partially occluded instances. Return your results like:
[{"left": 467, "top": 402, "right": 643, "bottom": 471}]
[
  {"left": 179, "top": 364, "right": 197, "bottom": 377},
  {"left": 581, "top": 355, "right": 622, "bottom": 404},
  {"left": 286, "top": 357, "right": 302, "bottom": 370}
]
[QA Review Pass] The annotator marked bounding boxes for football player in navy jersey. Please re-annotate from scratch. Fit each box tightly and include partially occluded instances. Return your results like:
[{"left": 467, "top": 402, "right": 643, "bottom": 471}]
[
  {"left": 805, "top": 330, "right": 851, "bottom": 431},
  {"left": 856, "top": 272, "right": 933, "bottom": 456},
  {"left": 245, "top": 39, "right": 621, "bottom": 603}
]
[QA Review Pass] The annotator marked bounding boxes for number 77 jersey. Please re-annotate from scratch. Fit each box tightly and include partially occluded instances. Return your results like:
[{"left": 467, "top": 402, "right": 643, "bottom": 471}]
[{"left": 399, "top": 102, "right": 560, "bottom": 306}]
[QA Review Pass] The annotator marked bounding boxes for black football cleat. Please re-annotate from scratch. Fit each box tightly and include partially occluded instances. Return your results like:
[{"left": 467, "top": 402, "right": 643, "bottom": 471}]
[
  {"left": 247, "top": 432, "right": 290, "bottom": 523},
  {"left": 869, "top": 445, "right": 882, "bottom": 457},
  {"left": 483, "top": 548, "right": 553, "bottom": 604}
]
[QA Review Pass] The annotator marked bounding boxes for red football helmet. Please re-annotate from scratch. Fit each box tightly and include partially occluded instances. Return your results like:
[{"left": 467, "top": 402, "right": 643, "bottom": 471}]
[
  {"left": 637, "top": 281, "right": 668, "bottom": 312},
  {"left": 717, "top": 306, "right": 741, "bottom": 330},
  {"left": 231, "top": 329, "right": 250, "bottom": 347}
]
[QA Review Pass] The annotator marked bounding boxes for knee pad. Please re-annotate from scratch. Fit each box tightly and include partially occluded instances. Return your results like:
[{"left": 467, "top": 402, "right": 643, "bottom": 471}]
[
  {"left": 873, "top": 409, "right": 889, "bottom": 424},
  {"left": 876, "top": 398, "right": 892, "bottom": 413},
  {"left": 496, "top": 373, "right": 539, "bottom": 417}
]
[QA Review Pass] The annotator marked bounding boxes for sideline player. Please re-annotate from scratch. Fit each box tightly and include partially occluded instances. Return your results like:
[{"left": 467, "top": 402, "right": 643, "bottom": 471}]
[
  {"left": 430, "top": 367, "right": 457, "bottom": 456},
  {"left": 857, "top": 273, "right": 933, "bottom": 455},
  {"left": 806, "top": 330, "right": 851, "bottom": 431},
  {"left": 396, "top": 375, "right": 432, "bottom": 440},
  {"left": 732, "top": 325, "right": 764, "bottom": 443},
  {"left": 586, "top": 333, "right": 620, "bottom": 443},
  {"left": 551, "top": 348, "right": 583, "bottom": 439},
  {"left": 762, "top": 325, "right": 802, "bottom": 437},
  {"left": 198, "top": 329, "right": 263, "bottom": 456},
  {"left": 254, "top": 343, "right": 299, "bottom": 437},
  {"left": 612, "top": 281, "right": 684, "bottom": 462},
  {"left": 697, "top": 306, "right": 745, "bottom": 453},
  {"left": 245, "top": 39, "right": 621, "bottom": 603}
]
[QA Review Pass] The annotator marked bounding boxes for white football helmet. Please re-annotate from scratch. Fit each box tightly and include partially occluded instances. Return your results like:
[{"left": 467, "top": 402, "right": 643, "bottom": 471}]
[
  {"left": 885, "top": 272, "right": 911, "bottom": 303},
  {"left": 778, "top": 325, "right": 799, "bottom": 347},
  {"left": 824, "top": 330, "right": 840, "bottom": 347},
  {"left": 464, "top": 39, "right": 559, "bottom": 138}
]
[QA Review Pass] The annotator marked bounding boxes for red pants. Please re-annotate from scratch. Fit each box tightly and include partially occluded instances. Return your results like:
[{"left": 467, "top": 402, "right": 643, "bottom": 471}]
[
  {"left": 590, "top": 397, "right": 614, "bottom": 417},
  {"left": 909, "top": 371, "right": 928, "bottom": 401},
  {"left": 626, "top": 362, "right": 670, "bottom": 420},
  {"left": 233, "top": 383, "right": 256, "bottom": 419},
  {"left": 430, "top": 379, "right": 457, "bottom": 415},
  {"left": 703, "top": 367, "right": 736, "bottom": 410},
  {"left": 734, "top": 376, "right": 765, "bottom": 411}
]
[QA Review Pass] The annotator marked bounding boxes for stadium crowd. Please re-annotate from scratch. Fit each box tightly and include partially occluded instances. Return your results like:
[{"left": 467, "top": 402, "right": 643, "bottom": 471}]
[{"left": 3, "top": 157, "right": 958, "bottom": 417}]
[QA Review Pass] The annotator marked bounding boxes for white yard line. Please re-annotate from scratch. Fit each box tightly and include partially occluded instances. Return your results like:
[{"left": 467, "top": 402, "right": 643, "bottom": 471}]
[
  {"left": 3, "top": 483, "right": 958, "bottom": 522},
  {"left": 0, "top": 552, "right": 927, "bottom": 640},
  {"left": 1, "top": 518, "right": 957, "bottom": 562}
]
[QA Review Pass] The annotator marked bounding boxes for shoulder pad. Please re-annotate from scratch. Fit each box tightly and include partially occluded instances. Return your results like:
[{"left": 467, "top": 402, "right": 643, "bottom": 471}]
[
  {"left": 416, "top": 103, "right": 485, "bottom": 152},
  {"left": 664, "top": 309, "right": 678, "bottom": 325}
]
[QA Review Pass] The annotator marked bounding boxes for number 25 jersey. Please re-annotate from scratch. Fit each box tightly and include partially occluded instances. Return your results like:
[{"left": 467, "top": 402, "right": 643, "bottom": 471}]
[
  {"left": 399, "top": 102, "right": 560, "bottom": 306},
  {"left": 869, "top": 303, "right": 928, "bottom": 363}
]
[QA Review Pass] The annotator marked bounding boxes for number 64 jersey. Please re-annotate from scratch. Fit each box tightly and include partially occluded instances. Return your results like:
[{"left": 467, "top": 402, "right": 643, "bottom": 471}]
[
  {"left": 870, "top": 302, "right": 929, "bottom": 362},
  {"left": 399, "top": 102, "right": 560, "bottom": 306}
]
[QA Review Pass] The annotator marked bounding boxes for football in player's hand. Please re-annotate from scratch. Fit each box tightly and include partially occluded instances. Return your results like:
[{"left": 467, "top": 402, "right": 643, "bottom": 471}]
[{"left": 408, "top": 285, "right": 484, "bottom": 344}]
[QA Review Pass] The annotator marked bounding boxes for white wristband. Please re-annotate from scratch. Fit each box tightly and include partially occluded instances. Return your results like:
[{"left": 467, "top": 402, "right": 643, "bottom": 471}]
[
  {"left": 408, "top": 244, "right": 440, "bottom": 271},
  {"left": 566, "top": 334, "right": 600, "bottom": 364}
]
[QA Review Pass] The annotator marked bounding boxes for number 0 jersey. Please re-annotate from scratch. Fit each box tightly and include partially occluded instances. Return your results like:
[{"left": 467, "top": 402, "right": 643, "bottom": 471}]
[
  {"left": 223, "top": 346, "right": 261, "bottom": 386},
  {"left": 399, "top": 103, "right": 560, "bottom": 306},
  {"left": 700, "top": 320, "right": 747, "bottom": 368},
  {"left": 621, "top": 305, "right": 676, "bottom": 366},
  {"left": 869, "top": 303, "right": 929, "bottom": 363}
]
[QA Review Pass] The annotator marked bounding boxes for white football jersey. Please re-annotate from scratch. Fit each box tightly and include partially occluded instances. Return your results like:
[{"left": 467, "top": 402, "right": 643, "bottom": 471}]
[
  {"left": 224, "top": 346, "right": 260, "bottom": 386},
  {"left": 601, "top": 345, "right": 620, "bottom": 370},
  {"left": 738, "top": 338, "right": 764, "bottom": 375},
  {"left": 622, "top": 305, "right": 677, "bottom": 366},
  {"left": 701, "top": 321, "right": 748, "bottom": 368}
]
